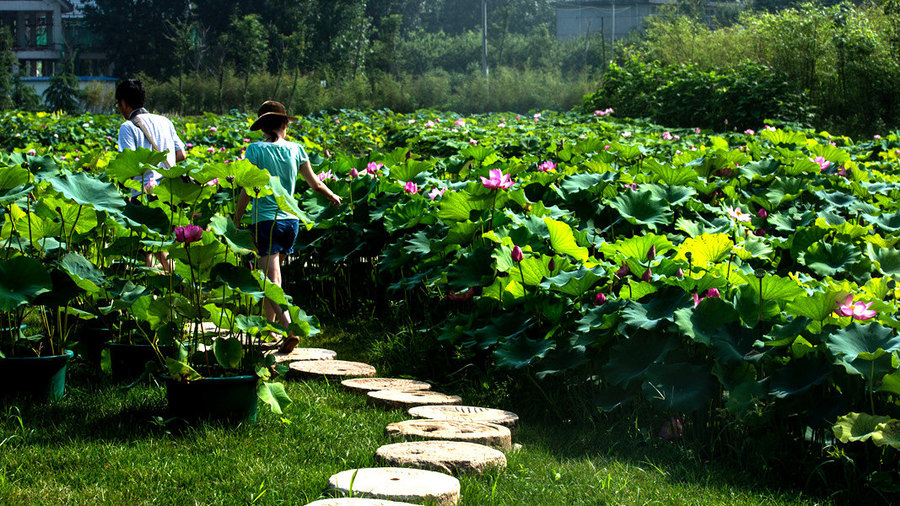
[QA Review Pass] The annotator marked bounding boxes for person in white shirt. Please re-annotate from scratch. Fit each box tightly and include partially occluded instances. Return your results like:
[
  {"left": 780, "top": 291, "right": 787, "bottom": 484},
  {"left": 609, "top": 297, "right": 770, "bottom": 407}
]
[{"left": 115, "top": 79, "right": 187, "bottom": 272}]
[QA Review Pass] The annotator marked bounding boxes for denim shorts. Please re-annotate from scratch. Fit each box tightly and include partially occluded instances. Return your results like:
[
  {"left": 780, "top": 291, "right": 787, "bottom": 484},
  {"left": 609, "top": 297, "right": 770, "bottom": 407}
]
[{"left": 251, "top": 219, "right": 299, "bottom": 256}]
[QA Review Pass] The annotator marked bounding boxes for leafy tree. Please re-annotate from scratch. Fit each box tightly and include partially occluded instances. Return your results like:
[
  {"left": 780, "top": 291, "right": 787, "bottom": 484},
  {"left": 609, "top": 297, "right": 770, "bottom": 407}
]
[
  {"left": 0, "top": 26, "right": 15, "bottom": 109},
  {"left": 43, "top": 59, "right": 82, "bottom": 113},
  {"left": 223, "top": 13, "right": 269, "bottom": 110},
  {"left": 12, "top": 70, "right": 42, "bottom": 111},
  {"left": 165, "top": 18, "right": 202, "bottom": 115}
]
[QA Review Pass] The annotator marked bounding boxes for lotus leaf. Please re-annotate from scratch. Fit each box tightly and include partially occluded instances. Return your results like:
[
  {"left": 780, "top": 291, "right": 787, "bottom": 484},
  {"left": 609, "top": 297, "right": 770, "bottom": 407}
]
[
  {"left": 642, "top": 362, "right": 717, "bottom": 412},
  {"left": 608, "top": 190, "right": 673, "bottom": 231},
  {"left": 540, "top": 265, "right": 605, "bottom": 296},
  {"left": 601, "top": 333, "right": 673, "bottom": 386},
  {"left": 825, "top": 323, "right": 900, "bottom": 363},
  {"left": 0, "top": 256, "right": 52, "bottom": 311},
  {"left": 49, "top": 172, "right": 125, "bottom": 215},
  {"left": 768, "top": 358, "right": 831, "bottom": 398},
  {"left": 544, "top": 218, "right": 589, "bottom": 262},
  {"left": 675, "top": 233, "right": 733, "bottom": 269},
  {"left": 621, "top": 285, "right": 692, "bottom": 330},
  {"left": 799, "top": 242, "right": 861, "bottom": 277},
  {"left": 257, "top": 382, "right": 292, "bottom": 415},
  {"left": 208, "top": 215, "right": 256, "bottom": 256},
  {"left": 833, "top": 412, "right": 893, "bottom": 444},
  {"left": 213, "top": 337, "right": 244, "bottom": 369}
]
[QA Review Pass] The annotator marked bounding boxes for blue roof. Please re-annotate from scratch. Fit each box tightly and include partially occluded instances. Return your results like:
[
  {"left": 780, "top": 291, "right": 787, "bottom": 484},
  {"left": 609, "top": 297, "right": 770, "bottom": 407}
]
[{"left": 21, "top": 76, "right": 118, "bottom": 82}]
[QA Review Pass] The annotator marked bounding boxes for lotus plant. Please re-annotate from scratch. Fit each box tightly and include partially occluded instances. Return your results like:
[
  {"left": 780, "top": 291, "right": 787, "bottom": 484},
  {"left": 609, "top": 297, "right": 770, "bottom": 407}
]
[{"left": 837, "top": 295, "right": 877, "bottom": 320}]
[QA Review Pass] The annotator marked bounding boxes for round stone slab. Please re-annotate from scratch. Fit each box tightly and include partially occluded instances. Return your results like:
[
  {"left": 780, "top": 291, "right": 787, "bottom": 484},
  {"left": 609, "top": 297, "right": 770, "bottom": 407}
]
[
  {"left": 385, "top": 419, "right": 512, "bottom": 451},
  {"left": 268, "top": 347, "right": 337, "bottom": 363},
  {"left": 375, "top": 441, "right": 507, "bottom": 475},
  {"left": 341, "top": 378, "right": 432, "bottom": 394},
  {"left": 306, "top": 498, "right": 418, "bottom": 506},
  {"left": 407, "top": 405, "right": 519, "bottom": 433},
  {"left": 328, "top": 467, "right": 459, "bottom": 506},
  {"left": 367, "top": 390, "right": 461, "bottom": 410},
  {"left": 289, "top": 360, "right": 376, "bottom": 380}
]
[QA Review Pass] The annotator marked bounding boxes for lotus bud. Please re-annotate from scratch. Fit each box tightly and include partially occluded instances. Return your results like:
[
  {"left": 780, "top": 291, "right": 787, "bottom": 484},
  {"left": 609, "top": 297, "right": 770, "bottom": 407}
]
[
  {"left": 548, "top": 258, "right": 556, "bottom": 272},
  {"left": 707, "top": 288, "right": 720, "bottom": 298},
  {"left": 647, "top": 245, "right": 656, "bottom": 260},
  {"left": 226, "top": 175, "right": 235, "bottom": 183},
  {"left": 757, "top": 208, "right": 768, "bottom": 219},
  {"left": 676, "top": 268, "right": 684, "bottom": 278},
  {"left": 754, "top": 228, "right": 766, "bottom": 237},
  {"left": 616, "top": 263, "right": 631, "bottom": 278},
  {"left": 324, "top": 149, "right": 331, "bottom": 159},
  {"left": 642, "top": 268, "right": 652, "bottom": 282},
  {"left": 511, "top": 245, "right": 524, "bottom": 263},
  {"left": 593, "top": 293, "right": 607, "bottom": 306}
]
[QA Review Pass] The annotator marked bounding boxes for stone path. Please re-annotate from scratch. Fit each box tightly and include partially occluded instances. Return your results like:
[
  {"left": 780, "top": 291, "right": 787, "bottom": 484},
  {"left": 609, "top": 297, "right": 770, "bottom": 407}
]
[{"left": 289, "top": 347, "right": 520, "bottom": 505}]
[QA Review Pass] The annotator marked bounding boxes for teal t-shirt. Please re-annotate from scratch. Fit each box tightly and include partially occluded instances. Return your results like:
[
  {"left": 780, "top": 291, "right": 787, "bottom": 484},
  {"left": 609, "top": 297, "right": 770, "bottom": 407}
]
[{"left": 244, "top": 139, "right": 308, "bottom": 223}]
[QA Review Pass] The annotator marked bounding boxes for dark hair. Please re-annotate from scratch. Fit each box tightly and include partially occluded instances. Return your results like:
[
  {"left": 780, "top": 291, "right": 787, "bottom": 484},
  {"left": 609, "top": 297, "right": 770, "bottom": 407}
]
[
  {"left": 259, "top": 115, "right": 288, "bottom": 142},
  {"left": 115, "top": 79, "right": 145, "bottom": 109}
]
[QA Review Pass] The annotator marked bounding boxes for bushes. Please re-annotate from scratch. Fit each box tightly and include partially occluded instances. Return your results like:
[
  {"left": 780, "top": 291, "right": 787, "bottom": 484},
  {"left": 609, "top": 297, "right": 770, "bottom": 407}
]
[
  {"left": 584, "top": 58, "right": 811, "bottom": 131},
  {"left": 621, "top": 2, "right": 900, "bottom": 137}
]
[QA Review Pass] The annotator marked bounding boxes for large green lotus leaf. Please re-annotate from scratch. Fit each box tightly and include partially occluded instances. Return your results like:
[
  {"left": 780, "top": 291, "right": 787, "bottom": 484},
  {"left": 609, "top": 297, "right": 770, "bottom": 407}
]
[
  {"left": 60, "top": 252, "right": 105, "bottom": 293},
  {"left": 540, "top": 265, "right": 605, "bottom": 296},
  {"left": 608, "top": 190, "right": 672, "bottom": 231},
  {"left": 213, "top": 337, "right": 244, "bottom": 370},
  {"left": 866, "top": 210, "right": 900, "bottom": 233},
  {"left": 878, "top": 368, "right": 900, "bottom": 395},
  {"left": 619, "top": 280, "right": 658, "bottom": 300},
  {"left": 153, "top": 178, "right": 216, "bottom": 207},
  {"left": 601, "top": 333, "right": 673, "bottom": 386},
  {"left": 575, "top": 299, "right": 626, "bottom": 332},
  {"left": 387, "top": 160, "right": 431, "bottom": 182},
  {"left": 621, "top": 285, "right": 692, "bottom": 330},
  {"left": 642, "top": 362, "right": 717, "bottom": 413},
  {"left": 12, "top": 209, "right": 61, "bottom": 241},
  {"left": 674, "top": 298, "right": 740, "bottom": 346},
  {"left": 130, "top": 295, "right": 172, "bottom": 330},
  {"left": 866, "top": 244, "right": 900, "bottom": 277},
  {"left": 768, "top": 358, "right": 832, "bottom": 398},
  {"left": 825, "top": 322, "right": 900, "bottom": 362},
  {"left": 204, "top": 159, "right": 271, "bottom": 190},
  {"left": 469, "top": 313, "right": 533, "bottom": 349},
  {"left": 384, "top": 199, "right": 431, "bottom": 233},
  {"left": 833, "top": 412, "right": 893, "bottom": 444},
  {"left": 789, "top": 226, "right": 828, "bottom": 262},
  {"left": 670, "top": 273, "right": 726, "bottom": 294},
  {"left": 786, "top": 291, "right": 847, "bottom": 322},
  {"left": 738, "top": 159, "right": 780, "bottom": 179},
  {"left": 168, "top": 238, "right": 227, "bottom": 279},
  {"left": 288, "top": 306, "right": 319, "bottom": 337},
  {"left": 404, "top": 230, "right": 433, "bottom": 256},
  {"left": 764, "top": 177, "right": 805, "bottom": 205},
  {"left": 871, "top": 420, "right": 900, "bottom": 449},
  {"left": 815, "top": 190, "right": 875, "bottom": 214},
  {"left": 799, "top": 242, "right": 861, "bottom": 277},
  {"left": 543, "top": 218, "right": 589, "bottom": 262},
  {"left": 737, "top": 272, "right": 805, "bottom": 301},
  {"left": 210, "top": 262, "right": 264, "bottom": 300},
  {"left": 438, "top": 190, "right": 491, "bottom": 222},
  {"left": 494, "top": 333, "right": 555, "bottom": 369},
  {"left": 725, "top": 380, "right": 767, "bottom": 419},
  {"left": 652, "top": 164, "right": 699, "bottom": 185},
  {"left": 733, "top": 235, "right": 773, "bottom": 261},
  {"left": 645, "top": 184, "right": 696, "bottom": 207},
  {"left": 0, "top": 256, "right": 52, "bottom": 311},
  {"left": 208, "top": 215, "right": 256, "bottom": 256},
  {"left": 515, "top": 256, "right": 551, "bottom": 286},
  {"left": 534, "top": 333, "right": 595, "bottom": 377},
  {"left": 105, "top": 148, "right": 168, "bottom": 182},
  {"left": 120, "top": 201, "right": 170, "bottom": 236},
  {"left": 257, "top": 381, "right": 292, "bottom": 415},
  {"left": 713, "top": 323, "right": 769, "bottom": 365},
  {"left": 560, "top": 172, "right": 613, "bottom": 195},
  {"left": 39, "top": 197, "right": 99, "bottom": 236},
  {"left": 0, "top": 166, "right": 29, "bottom": 190},
  {"left": 447, "top": 220, "right": 480, "bottom": 245},
  {"left": 600, "top": 233, "right": 674, "bottom": 262},
  {"left": 166, "top": 357, "right": 202, "bottom": 382},
  {"left": 482, "top": 277, "right": 525, "bottom": 304},
  {"left": 675, "top": 233, "right": 733, "bottom": 268},
  {"left": 50, "top": 172, "right": 125, "bottom": 215},
  {"left": 447, "top": 247, "right": 493, "bottom": 290}
]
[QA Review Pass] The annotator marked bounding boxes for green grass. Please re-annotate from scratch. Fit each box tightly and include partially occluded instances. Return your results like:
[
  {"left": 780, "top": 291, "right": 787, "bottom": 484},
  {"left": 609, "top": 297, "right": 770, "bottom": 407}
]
[{"left": 0, "top": 322, "right": 827, "bottom": 505}]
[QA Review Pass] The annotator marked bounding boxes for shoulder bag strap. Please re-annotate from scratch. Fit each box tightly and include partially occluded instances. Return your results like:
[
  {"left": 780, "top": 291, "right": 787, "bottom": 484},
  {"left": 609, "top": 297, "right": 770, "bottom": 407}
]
[{"left": 130, "top": 114, "right": 173, "bottom": 169}]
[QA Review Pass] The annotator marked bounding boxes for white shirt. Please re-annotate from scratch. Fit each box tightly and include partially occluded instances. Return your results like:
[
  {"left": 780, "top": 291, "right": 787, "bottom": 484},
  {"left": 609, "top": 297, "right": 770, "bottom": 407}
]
[{"left": 118, "top": 111, "right": 185, "bottom": 194}]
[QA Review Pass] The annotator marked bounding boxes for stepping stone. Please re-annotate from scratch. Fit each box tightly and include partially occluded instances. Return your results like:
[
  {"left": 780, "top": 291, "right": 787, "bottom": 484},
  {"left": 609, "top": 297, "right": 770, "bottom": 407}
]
[
  {"left": 385, "top": 419, "right": 512, "bottom": 451},
  {"left": 306, "top": 499, "right": 418, "bottom": 506},
  {"left": 408, "top": 405, "right": 519, "bottom": 434},
  {"left": 268, "top": 347, "right": 337, "bottom": 363},
  {"left": 341, "top": 378, "right": 431, "bottom": 394},
  {"left": 289, "top": 360, "right": 376, "bottom": 380},
  {"left": 375, "top": 441, "right": 507, "bottom": 475},
  {"left": 328, "top": 467, "right": 459, "bottom": 506},
  {"left": 367, "top": 390, "right": 461, "bottom": 410}
]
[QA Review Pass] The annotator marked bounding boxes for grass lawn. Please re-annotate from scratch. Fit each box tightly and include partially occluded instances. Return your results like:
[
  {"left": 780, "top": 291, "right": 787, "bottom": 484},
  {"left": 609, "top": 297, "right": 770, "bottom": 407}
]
[{"left": 0, "top": 321, "right": 827, "bottom": 505}]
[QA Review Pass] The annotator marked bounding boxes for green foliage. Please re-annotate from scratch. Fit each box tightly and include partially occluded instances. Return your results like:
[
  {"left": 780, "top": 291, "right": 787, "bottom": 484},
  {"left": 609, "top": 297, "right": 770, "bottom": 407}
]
[{"left": 42, "top": 61, "right": 83, "bottom": 114}]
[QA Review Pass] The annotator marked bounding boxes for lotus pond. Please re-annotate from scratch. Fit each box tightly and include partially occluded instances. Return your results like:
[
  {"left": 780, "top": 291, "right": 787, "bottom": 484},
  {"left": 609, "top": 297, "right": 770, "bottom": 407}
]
[{"left": 1, "top": 108, "right": 900, "bottom": 499}]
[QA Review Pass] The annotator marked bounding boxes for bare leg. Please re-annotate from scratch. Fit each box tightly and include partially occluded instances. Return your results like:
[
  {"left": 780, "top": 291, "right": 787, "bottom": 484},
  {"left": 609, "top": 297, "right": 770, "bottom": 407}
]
[{"left": 257, "top": 253, "right": 297, "bottom": 351}]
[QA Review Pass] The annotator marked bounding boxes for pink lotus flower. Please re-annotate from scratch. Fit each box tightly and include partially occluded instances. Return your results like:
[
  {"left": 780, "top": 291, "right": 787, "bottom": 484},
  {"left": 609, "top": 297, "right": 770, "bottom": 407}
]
[
  {"left": 874, "top": 135, "right": 882, "bottom": 140},
  {"left": 616, "top": 263, "right": 630, "bottom": 278},
  {"left": 243, "top": 138, "right": 250, "bottom": 143},
  {"left": 26, "top": 149, "right": 36, "bottom": 156},
  {"left": 318, "top": 170, "right": 334, "bottom": 181},
  {"left": 469, "top": 139, "right": 478, "bottom": 146},
  {"left": 744, "top": 129, "right": 755, "bottom": 135},
  {"left": 208, "top": 126, "right": 217, "bottom": 132},
  {"left": 428, "top": 187, "right": 446, "bottom": 200},
  {"left": 727, "top": 207, "right": 752, "bottom": 222},
  {"left": 659, "top": 417, "right": 683, "bottom": 441},
  {"left": 324, "top": 150, "right": 331, "bottom": 158},
  {"left": 205, "top": 178, "right": 219, "bottom": 187},
  {"left": 186, "top": 143, "right": 194, "bottom": 149},
  {"left": 706, "top": 288, "right": 720, "bottom": 298},
  {"left": 408, "top": 119, "right": 416, "bottom": 124},
  {"left": 174, "top": 224, "right": 203, "bottom": 244},
  {"left": 424, "top": 121, "right": 435, "bottom": 129},
  {"left": 812, "top": 156, "right": 831, "bottom": 172},
  {"left": 604, "top": 145, "right": 611, "bottom": 150},
  {"left": 533, "top": 113, "right": 542, "bottom": 119},
  {"left": 206, "top": 147, "right": 215, "bottom": 154},
  {"left": 694, "top": 128, "right": 702, "bottom": 134},
  {"left": 757, "top": 208, "right": 768, "bottom": 219},
  {"left": 623, "top": 183, "right": 638, "bottom": 191},
  {"left": 837, "top": 167, "right": 847, "bottom": 177},
  {"left": 481, "top": 169, "right": 513, "bottom": 190},
  {"left": 593, "top": 293, "right": 607, "bottom": 306},
  {"left": 349, "top": 168, "right": 359, "bottom": 178},
  {"left": 106, "top": 135, "right": 114, "bottom": 141},
  {"left": 143, "top": 180, "right": 158, "bottom": 193},
  {"left": 693, "top": 293, "right": 702, "bottom": 308},
  {"left": 538, "top": 161, "right": 557, "bottom": 172},
  {"left": 511, "top": 245, "right": 524, "bottom": 263},
  {"left": 404, "top": 181, "right": 419, "bottom": 194},
  {"left": 498, "top": 122, "right": 506, "bottom": 128},
  {"left": 454, "top": 118, "right": 466, "bottom": 127},
  {"left": 622, "top": 132, "right": 632, "bottom": 138},
  {"left": 662, "top": 131, "right": 673, "bottom": 140},
  {"left": 366, "top": 162, "right": 383, "bottom": 175},
  {"left": 676, "top": 268, "right": 684, "bottom": 278},
  {"left": 838, "top": 295, "right": 877, "bottom": 320}
]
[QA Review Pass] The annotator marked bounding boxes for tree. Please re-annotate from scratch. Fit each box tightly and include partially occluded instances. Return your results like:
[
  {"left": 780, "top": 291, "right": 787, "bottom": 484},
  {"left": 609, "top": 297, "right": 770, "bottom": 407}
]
[
  {"left": 165, "top": 17, "right": 203, "bottom": 115},
  {"left": 12, "top": 70, "right": 42, "bottom": 111},
  {"left": 223, "top": 13, "right": 269, "bottom": 110},
  {"left": 0, "top": 26, "right": 15, "bottom": 109},
  {"left": 43, "top": 59, "right": 82, "bottom": 113}
]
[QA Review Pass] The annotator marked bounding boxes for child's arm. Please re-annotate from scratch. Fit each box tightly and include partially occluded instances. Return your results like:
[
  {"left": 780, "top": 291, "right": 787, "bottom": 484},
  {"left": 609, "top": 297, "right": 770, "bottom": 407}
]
[
  {"left": 298, "top": 160, "right": 342, "bottom": 206},
  {"left": 233, "top": 189, "right": 252, "bottom": 226}
]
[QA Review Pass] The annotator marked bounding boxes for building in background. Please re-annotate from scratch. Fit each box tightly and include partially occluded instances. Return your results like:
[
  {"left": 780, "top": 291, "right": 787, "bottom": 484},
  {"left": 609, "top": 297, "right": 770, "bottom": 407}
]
[
  {"left": 0, "top": 0, "right": 108, "bottom": 77},
  {"left": 551, "top": 0, "right": 673, "bottom": 43}
]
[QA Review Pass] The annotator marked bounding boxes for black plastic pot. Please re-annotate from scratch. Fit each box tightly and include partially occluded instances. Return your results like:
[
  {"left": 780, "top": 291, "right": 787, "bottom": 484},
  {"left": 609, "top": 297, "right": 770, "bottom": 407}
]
[
  {"left": 0, "top": 350, "right": 74, "bottom": 401},
  {"left": 105, "top": 343, "right": 178, "bottom": 382},
  {"left": 164, "top": 375, "right": 259, "bottom": 422}
]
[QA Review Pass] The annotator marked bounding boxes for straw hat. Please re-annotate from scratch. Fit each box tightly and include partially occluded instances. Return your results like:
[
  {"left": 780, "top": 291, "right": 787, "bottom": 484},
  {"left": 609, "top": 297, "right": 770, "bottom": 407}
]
[{"left": 250, "top": 101, "right": 298, "bottom": 131}]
